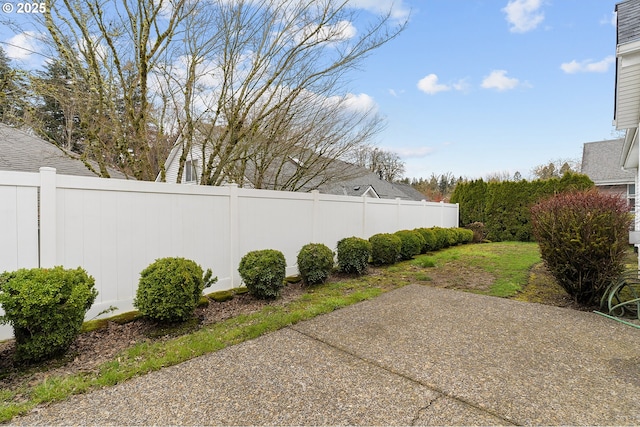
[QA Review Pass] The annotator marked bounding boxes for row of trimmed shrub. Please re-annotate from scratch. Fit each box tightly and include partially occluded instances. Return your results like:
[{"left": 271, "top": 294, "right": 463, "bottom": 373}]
[
  {"left": 135, "top": 227, "right": 474, "bottom": 320},
  {"left": 370, "top": 227, "right": 473, "bottom": 265},
  {"left": 0, "top": 226, "right": 471, "bottom": 363},
  {"left": 237, "top": 227, "right": 473, "bottom": 300}
]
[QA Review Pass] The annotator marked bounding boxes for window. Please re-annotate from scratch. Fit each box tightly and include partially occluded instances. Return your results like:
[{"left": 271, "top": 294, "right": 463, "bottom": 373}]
[{"left": 185, "top": 160, "right": 197, "bottom": 183}]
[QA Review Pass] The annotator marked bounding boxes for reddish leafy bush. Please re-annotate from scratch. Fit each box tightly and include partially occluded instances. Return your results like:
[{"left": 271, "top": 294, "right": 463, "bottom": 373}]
[
  {"left": 530, "top": 190, "right": 633, "bottom": 306},
  {"left": 465, "top": 222, "right": 487, "bottom": 243}
]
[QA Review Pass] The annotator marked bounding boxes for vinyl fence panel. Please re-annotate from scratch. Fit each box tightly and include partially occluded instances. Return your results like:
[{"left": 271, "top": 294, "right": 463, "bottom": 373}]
[
  {"left": 0, "top": 168, "right": 459, "bottom": 340},
  {"left": 0, "top": 171, "right": 40, "bottom": 340}
]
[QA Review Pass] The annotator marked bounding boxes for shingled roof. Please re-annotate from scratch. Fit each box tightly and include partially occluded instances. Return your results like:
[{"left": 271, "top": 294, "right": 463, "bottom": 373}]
[
  {"left": 617, "top": 0, "right": 640, "bottom": 45},
  {"left": 0, "top": 123, "right": 127, "bottom": 178},
  {"left": 581, "top": 138, "right": 635, "bottom": 185},
  {"left": 162, "top": 142, "right": 426, "bottom": 201},
  {"left": 319, "top": 171, "right": 427, "bottom": 201}
]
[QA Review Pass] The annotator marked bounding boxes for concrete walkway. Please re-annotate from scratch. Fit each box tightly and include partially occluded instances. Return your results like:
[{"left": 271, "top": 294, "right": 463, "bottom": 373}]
[{"left": 11, "top": 285, "right": 640, "bottom": 426}]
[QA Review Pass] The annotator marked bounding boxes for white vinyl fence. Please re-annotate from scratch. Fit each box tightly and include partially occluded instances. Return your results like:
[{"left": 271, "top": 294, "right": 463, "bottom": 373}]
[{"left": 0, "top": 167, "right": 458, "bottom": 340}]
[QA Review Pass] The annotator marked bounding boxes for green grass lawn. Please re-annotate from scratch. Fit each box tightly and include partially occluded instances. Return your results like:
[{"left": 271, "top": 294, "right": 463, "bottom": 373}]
[
  {"left": 422, "top": 241, "right": 541, "bottom": 297},
  {"left": 0, "top": 241, "right": 545, "bottom": 422}
]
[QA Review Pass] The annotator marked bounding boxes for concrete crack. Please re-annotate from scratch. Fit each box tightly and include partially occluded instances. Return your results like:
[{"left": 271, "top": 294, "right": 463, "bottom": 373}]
[
  {"left": 289, "top": 326, "right": 521, "bottom": 426},
  {"left": 411, "top": 395, "right": 443, "bottom": 426}
]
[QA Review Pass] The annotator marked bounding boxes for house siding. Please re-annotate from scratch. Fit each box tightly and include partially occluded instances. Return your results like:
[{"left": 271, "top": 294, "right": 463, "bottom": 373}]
[
  {"left": 163, "top": 146, "right": 206, "bottom": 184},
  {"left": 597, "top": 184, "right": 628, "bottom": 198}
]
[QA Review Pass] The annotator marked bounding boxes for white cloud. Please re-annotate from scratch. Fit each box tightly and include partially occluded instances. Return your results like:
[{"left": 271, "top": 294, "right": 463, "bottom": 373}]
[
  {"left": 600, "top": 11, "right": 616, "bottom": 27},
  {"left": 344, "top": 92, "right": 377, "bottom": 112},
  {"left": 502, "top": 0, "right": 544, "bottom": 33},
  {"left": 348, "top": 0, "right": 411, "bottom": 22},
  {"left": 392, "top": 146, "right": 436, "bottom": 159},
  {"left": 333, "top": 20, "right": 357, "bottom": 40},
  {"left": 417, "top": 74, "right": 471, "bottom": 95},
  {"left": 298, "top": 20, "right": 357, "bottom": 45},
  {"left": 452, "top": 78, "right": 471, "bottom": 93},
  {"left": 481, "top": 70, "right": 520, "bottom": 91},
  {"left": 417, "top": 74, "right": 450, "bottom": 95},
  {"left": 4, "top": 31, "right": 41, "bottom": 61},
  {"left": 560, "top": 56, "right": 615, "bottom": 74}
]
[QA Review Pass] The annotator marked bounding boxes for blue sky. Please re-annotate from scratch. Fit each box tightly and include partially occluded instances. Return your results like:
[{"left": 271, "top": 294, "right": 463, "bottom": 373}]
[
  {"left": 0, "top": 0, "right": 622, "bottom": 180},
  {"left": 348, "top": 0, "right": 621, "bottom": 180}
]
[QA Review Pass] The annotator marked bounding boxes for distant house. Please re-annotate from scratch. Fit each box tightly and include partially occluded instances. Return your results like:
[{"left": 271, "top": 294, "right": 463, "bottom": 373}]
[
  {"left": 159, "top": 144, "right": 426, "bottom": 201},
  {"left": 581, "top": 139, "right": 636, "bottom": 208},
  {"left": 319, "top": 171, "right": 427, "bottom": 201},
  {"left": 0, "top": 123, "right": 128, "bottom": 178},
  {"left": 614, "top": 0, "right": 640, "bottom": 243}
]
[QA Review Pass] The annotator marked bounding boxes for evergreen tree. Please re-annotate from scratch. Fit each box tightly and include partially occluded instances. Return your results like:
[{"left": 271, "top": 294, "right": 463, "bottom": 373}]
[
  {"left": 32, "top": 59, "right": 82, "bottom": 151},
  {"left": 0, "top": 46, "right": 27, "bottom": 125}
]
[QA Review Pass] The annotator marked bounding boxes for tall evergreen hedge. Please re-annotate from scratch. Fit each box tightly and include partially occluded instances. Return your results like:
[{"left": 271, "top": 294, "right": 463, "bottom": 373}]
[
  {"left": 452, "top": 178, "right": 488, "bottom": 227},
  {"left": 451, "top": 172, "right": 594, "bottom": 242}
]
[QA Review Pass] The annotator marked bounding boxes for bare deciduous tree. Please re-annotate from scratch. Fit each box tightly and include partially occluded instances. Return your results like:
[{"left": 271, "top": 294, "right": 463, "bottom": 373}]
[
  {"left": 39, "top": 0, "right": 194, "bottom": 179},
  {"left": 531, "top": 158, "right": 580, "bottom": 180},
  {"left": 162, "top": 0, "right": 407, "bottom": 189},
  {"left": 35, "top": 0, "right": 406, "bottom": 186},
  {"left": 353, "top": 146, "right": 406, "bottom": 182}
]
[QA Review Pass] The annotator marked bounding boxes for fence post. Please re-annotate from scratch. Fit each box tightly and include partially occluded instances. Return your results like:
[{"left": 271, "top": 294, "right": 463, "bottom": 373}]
[
  {"left": 39, "top": 167, "right": 57, "bottom": 267},
  {"left": 311, "top": 190, "right": 320, "bottom": 242},
  {"left": 362, "top": 196, "right": 368, "bottom": 238},
  {"left": 227, "top": 184, "right": 239, "bottom": 287},
  {"left": 439, "top": 201, "right": 444, "bottom": 227}
]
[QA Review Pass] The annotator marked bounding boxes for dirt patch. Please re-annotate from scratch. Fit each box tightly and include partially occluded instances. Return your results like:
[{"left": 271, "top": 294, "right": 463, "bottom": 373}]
[{"left": 416, "top": 263, "right": 495, "bottom": 292}]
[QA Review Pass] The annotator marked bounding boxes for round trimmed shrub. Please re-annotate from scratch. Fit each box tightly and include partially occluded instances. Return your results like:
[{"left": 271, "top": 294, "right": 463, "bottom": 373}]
[
  {"left": 336, "top": 237, "right": 371, "bottom": 275},
  {"left": 431, "top": 227, "right": 450, "bottom": 250},
  {"left": 415, "top": 228, "right": 438, "bottom": 252},
  {"left": 238, "top": 249, "right": 286, "bottom": 299},
  {"left": 369, "top": 233, "right": 402, "bottom": 265},
  {"left": 135, "top": 257, "right": 216, "bottom": 323},
  {"left": 394, "top": 230, "right": 425, "bottom": 260},
  {"left": 456, "top": 228, "right": 474, "bottom": 244},
  {"left": 297, "top": 243, "right": 334, "bottom": 285},
  {"left": 445, "top": 228, "right": 458, "bottom": 246},
  {"left": 0, "top": 266, "right": 97, "bottom": 363},
  {"left": 531, "top": 190, "right": 633, "bottom": 306}
]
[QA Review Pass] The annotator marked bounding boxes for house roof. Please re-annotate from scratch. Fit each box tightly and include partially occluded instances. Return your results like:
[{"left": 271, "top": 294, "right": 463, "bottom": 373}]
[
  {"left": 617, "top": 0, "right": 640, "bottom": 45},
  {"left": 319, "top": 170, "right": 426, "bottom": 201},
  {"left": 0, "top": 123, "right": 128, "bottom": 178},
  {"left": 249, "top": 155, "right": 427, "bottom": 201},
  {"left": 161, "top": 142, "right": 426, "bottom": 201},
  {"left": 581, "top": 138, "right": 635, "bottom": 185}
]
